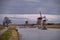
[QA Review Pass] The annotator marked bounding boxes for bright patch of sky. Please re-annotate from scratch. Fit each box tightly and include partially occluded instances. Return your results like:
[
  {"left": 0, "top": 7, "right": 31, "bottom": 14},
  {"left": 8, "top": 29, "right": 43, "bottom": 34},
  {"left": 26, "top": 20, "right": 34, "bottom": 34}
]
[{"left": 0, "top": 14, "right": 60, "bottom": 24}]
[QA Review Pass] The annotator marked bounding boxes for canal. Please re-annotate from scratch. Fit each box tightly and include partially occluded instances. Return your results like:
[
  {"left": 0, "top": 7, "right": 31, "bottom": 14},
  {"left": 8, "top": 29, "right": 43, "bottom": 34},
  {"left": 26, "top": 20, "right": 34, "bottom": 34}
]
[{"left": 17, "top": 27, "right": 60, "bottom": 40}]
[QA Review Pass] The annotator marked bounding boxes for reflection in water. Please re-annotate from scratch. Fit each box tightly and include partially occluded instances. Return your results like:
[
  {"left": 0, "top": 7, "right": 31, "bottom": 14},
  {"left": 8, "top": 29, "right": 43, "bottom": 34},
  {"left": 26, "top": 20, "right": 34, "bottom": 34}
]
[{"left": 17, "top": 27, "right": 60, "bottom": 40}]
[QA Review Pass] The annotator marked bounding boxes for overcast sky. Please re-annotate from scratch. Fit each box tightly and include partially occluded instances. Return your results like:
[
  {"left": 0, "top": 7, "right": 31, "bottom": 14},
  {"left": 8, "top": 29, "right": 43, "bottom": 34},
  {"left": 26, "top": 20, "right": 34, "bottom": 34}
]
[
  {"left": 0, "top": 0, "right": 60, "bottom": 24},
  {"left": 0, "top": 14, "right": 60, "bottom": 24},
  {"left": 0, "top": 0, "right": 60, "bottom": 14}
]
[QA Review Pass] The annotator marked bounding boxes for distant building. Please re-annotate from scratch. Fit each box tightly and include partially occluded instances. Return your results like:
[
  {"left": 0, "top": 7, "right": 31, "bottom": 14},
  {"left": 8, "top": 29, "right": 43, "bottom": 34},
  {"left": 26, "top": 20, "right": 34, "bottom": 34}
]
[{"left": 25, "top": 21, "right": 28, "bottom": 25}]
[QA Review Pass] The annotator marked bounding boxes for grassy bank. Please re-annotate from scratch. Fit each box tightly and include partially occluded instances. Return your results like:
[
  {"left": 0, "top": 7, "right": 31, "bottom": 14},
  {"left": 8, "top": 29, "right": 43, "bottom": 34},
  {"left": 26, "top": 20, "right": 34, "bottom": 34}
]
[
  {"left": 0, "top": 25, "right": 4, "bottom": 30},
  {"left": 0, "top": 29, "right": 12, "bottom": 40},
  {"left": 9, "top": 24, "right": 19, "bottom": 40},
  {"left": 47, "top": 24, "right": 60, "bottom": 28}
]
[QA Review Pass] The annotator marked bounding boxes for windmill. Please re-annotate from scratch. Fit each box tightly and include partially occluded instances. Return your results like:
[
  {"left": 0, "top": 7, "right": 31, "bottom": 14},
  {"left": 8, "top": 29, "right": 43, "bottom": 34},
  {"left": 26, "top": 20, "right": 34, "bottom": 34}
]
[
  {"left": 37, "top": 11, "right": 42, "bottom": 25},
  {"left": 37, "top": 11, "right": 47, "bottom": 30},
  {"left": 36, "top": 11, "right": 43, "bottom": 29},
  {"left": 25, "top": 18, "right": 28, "bottom": 25},
  {"left": 42, "top": 15, "right": 47, "bottom": 30}
]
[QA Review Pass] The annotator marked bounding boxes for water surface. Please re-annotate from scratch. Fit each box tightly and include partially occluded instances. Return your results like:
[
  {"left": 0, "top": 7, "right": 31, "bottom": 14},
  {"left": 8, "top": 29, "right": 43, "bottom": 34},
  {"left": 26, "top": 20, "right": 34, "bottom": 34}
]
[{"left": 17, "top": 27, "right": 60, "bottom": 40}]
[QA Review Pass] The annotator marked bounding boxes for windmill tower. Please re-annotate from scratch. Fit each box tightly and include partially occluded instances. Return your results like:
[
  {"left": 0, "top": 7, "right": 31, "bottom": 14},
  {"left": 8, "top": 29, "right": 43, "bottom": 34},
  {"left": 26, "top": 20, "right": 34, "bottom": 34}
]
[
  {"left": 42, "top": 16, "right": 47, "bottom": 30},
  {"left": 43, "top": 16, "right": 46, "bottom": 25},
  {"left": 37, "top": 11, "right": 42, "bottom": 25}
]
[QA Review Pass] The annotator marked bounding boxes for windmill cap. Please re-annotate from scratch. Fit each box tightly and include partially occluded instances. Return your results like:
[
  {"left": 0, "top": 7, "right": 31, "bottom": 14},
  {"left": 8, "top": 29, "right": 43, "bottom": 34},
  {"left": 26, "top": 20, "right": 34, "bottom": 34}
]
[{"left": 38, "top": 17, "right": 42, "bottom": 19}]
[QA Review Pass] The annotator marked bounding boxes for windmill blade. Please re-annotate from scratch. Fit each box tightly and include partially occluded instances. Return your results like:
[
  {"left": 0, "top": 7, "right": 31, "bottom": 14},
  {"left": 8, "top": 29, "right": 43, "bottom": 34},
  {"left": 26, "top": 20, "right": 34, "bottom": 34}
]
[
  {"left": 43, "top": 16, "right": 47, "bottom": 21},
  {"left": 40, "top": 11, "right": 42, "bottom": 17}
]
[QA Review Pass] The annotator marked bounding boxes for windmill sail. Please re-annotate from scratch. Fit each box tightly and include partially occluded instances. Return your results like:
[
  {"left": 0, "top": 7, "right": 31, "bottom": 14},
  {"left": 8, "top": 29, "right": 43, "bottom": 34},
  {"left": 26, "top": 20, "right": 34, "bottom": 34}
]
[{"left": 40, "top": 11, "right": 42, "bottom": 18}]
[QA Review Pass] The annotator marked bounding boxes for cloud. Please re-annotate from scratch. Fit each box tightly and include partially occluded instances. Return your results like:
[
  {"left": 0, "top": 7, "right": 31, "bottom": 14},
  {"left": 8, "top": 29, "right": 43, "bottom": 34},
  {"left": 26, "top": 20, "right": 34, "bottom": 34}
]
[
  {"left": 0, "top": 14, "right": 60, "bottom": 23},
  {"left": 25, "top": 0, "right": 39, "bottom": 2},
  {"left": 0, "top": 0, "right": 60, "bottom": 14}
]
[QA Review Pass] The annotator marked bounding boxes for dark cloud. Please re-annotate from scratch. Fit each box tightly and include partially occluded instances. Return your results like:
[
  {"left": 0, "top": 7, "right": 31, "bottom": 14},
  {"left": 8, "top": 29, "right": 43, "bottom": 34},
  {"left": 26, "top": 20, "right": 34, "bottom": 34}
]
[{"left": 0, "top": 0, "right": 60, "bottom": 14}]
